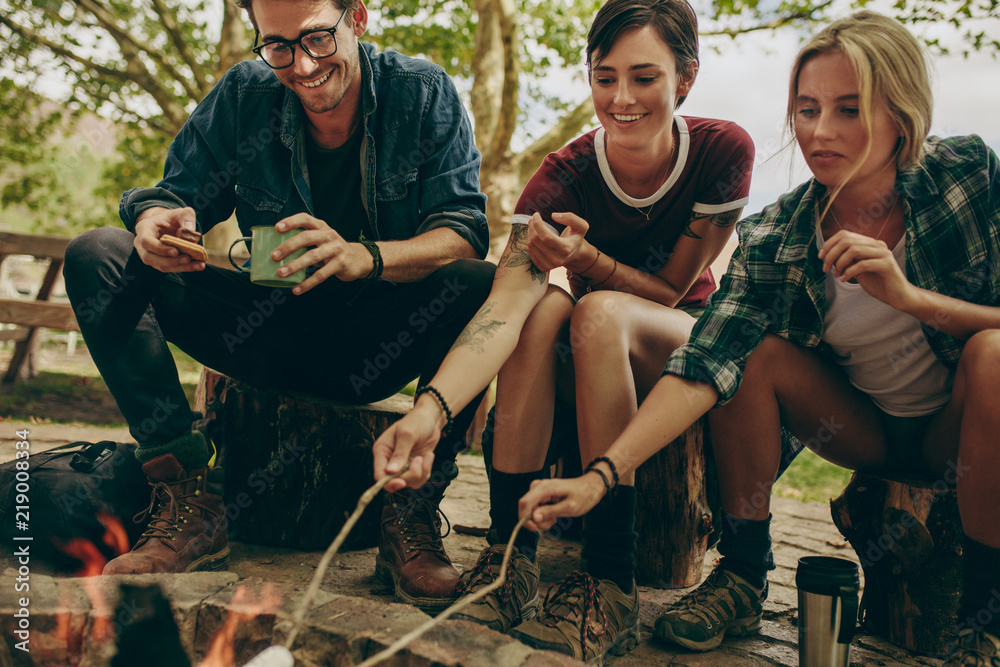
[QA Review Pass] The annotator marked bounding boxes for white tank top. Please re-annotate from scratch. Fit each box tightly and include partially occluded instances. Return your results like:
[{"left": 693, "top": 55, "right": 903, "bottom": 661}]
[{"left": 817, "top": 225, "right": 953, "bottom": 417}]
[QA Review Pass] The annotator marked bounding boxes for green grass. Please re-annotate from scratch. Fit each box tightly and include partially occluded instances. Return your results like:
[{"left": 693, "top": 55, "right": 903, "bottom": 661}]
[
  {"left": 773, "top": 447, "right": 854, "bottom": 503},
  {"left": 0, "top": 342, "right": 200, "bottom": 425}
]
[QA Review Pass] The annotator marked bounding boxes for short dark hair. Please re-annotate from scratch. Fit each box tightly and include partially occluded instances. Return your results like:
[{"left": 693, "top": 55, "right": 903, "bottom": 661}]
[
  {"left": 234, "top": 0, "right": 360, "bottom": 31},
  {"left": 586, "top": 0, "right": 699, "bottom": 107}
]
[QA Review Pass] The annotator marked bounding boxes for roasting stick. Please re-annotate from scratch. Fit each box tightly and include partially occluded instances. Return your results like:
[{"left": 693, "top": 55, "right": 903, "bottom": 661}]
[
  {"left": 355, "top": 515, "right": 530, "bottom": 667},
  {"left": 281, "top": 462, "right": 412, "bottom": 651},
  {"left": 244, "top": 466, "right": 529, "bottom": 667}
]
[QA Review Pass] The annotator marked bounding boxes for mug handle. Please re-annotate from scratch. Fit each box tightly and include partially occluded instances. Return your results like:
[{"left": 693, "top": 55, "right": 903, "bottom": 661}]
[
  {"left": 837, "top": 585, "right": 860, "bottom": 645},
  {"left": 228, "top": 237, "right": 252, "bottom": 272}
]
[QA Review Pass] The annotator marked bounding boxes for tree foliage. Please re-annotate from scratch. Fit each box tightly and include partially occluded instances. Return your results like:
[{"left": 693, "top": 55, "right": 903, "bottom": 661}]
[{"left": 1, "top": 0, "right": 996, "bottom": 244}]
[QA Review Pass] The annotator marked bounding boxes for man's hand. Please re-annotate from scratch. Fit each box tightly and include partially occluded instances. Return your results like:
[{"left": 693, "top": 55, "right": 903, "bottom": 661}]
[
  {"left": 133, "top": 207, "right": 206, "bottom": 273},
  {"left": 372, "top": 398, "right": 444, "bottom": 493},
  {"left": 518, "top": 473, "right": 607, "bottom": 533},
  {"left": 271, "top": 214, "right": 375, "bottom": 295}
]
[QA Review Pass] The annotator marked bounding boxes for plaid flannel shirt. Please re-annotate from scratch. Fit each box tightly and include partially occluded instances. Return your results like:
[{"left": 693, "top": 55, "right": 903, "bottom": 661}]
[{"left": 664, "top": 134, "right": 1000, "bottom": 405}]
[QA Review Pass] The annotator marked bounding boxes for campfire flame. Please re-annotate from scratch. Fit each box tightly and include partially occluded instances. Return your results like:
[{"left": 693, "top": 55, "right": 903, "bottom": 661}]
[
  {"left": 200, "top": 584, "right": 282, "bottom": 667},
  {"left": 56, "top": 513, "right": 131, "bottom": 645}
]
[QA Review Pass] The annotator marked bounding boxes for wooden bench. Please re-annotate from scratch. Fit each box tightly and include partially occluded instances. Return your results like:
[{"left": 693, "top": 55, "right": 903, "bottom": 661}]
[
  {"left": 0, "top": 230, "right": 233, "bottom": 382},
  {"left": 0, "top": 231, "right": 77, "bottom": 382},
  {"left": 831, "top": 472, "right": 962, "bottom": 654}
]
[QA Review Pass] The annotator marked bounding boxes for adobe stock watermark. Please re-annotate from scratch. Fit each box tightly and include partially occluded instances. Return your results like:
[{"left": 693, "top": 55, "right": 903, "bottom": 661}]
[
  {"left": 727, "top": 414, "right": 845, "bottom": 531},
  {"left": 348, "top": 277, "right": 469, "bottom": 395},
  {"left": 221, "top": 287, "right": 290, "bottom": 353},
  {"left": 74, "top": 270, "right": 139, "bottom": 326}
]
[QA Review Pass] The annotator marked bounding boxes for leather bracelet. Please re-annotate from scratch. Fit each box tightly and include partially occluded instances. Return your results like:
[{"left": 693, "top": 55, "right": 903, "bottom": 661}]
[
  {"left": 589, "top": 257, "right": 618, "bottom": 289},
  {"left": 585, "top": 456, "right": 619, "bottom": 488},
  {"left": 585, "top": 466, "right": 612, "bottom": 495},
  {"left": 358, "top": 233, "right": 383, "bottom": 281},
  {"left": 576, "top": 250, "right": 602, "bottom": 279},
  {"left": 415, "top": 385, "right": 453, "bottom": 438}
]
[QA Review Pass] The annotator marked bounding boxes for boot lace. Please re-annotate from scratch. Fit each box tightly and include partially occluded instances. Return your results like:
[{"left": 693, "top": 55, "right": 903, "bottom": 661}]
[
  {"left": 394, "top": 496, "right": 451, "bottom": 557},
  {"left": 133, "top": 475, "right": 202, "bottom": 542},
  {"left": 673, "top": 568, "right": 753, "bottom": 626},
  {"left": 456, "top": 545, "right": 517, "bottom": 605},
  {"left": 538, "top": 570, "right": 608, "bottom": 657}
]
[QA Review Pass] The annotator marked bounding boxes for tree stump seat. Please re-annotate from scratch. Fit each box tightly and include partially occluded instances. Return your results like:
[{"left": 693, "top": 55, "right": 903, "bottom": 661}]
[
  {"left": 194, "top": 367, "right": 411, "bottom": 551},
  {"left": 830, "top": 471, "right": 963, "bottom": 655},
  {"left": 635, "top": 417, "right": 718, "bottom": 589}
]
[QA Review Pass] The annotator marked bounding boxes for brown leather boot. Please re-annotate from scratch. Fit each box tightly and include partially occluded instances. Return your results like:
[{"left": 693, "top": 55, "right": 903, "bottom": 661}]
[
  {"left": 103, "top": 454, "right": 229, "bottom": 575},
  {"left": 375, "top": 483, "right": 460, "bottom": 612}
]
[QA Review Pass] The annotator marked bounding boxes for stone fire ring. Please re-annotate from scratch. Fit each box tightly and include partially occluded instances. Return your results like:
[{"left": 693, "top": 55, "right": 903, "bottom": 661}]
[{"left": 0, "top": 570, "right": 582, "bottom": 666}]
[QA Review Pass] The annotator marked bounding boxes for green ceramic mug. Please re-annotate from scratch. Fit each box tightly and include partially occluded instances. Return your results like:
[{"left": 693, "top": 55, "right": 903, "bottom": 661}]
[{"left": 228, "top": 226, "right": 307, "bottom": 288}]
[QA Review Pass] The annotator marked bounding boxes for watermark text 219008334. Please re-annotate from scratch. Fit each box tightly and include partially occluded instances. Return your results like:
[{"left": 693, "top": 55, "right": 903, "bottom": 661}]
[{"left": 10, "top": 428, "right": 32, "bottom": 653}]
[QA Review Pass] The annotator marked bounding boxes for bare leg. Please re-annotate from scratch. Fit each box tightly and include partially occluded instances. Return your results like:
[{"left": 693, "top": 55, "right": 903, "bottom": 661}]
[
  {"left": 570, "top": 291, "right": 696, "bottom": 485},
  {"left": 921, "top": 329, "right": 1000, "bottom": 548},
  {"left": 492, "top": 285, "right": 575, "bottom": 474},
  {"left": 709, "top": 334, "right": 890, "bottom": 522}
]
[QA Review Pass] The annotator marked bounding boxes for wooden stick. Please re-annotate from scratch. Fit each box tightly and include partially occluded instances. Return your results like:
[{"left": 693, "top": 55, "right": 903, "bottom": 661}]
[
  {"left": 283, "top": 464, "right": 410, "bottom": 649},
  {"left": 355, "top": 516, "right": 530, "bottom": 667}
]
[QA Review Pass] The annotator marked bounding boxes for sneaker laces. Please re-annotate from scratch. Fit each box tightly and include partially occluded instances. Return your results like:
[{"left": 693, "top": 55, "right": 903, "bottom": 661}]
[
  {"left": 456, "top": 546, "right": 517, "bottom": 606},
  {"left": 133, "top": 476, "right": 200, "bottom": 541},
  {"left": 394, "top": 496, "right": 452, "bottom": 557},
  {"left": 952, "top": 628, "right": 1000, "bottom": 666},
  {"left": 539, "top": 570, "right": 608, "bottom": 657},
  {"left": 673, "top": 569, "right": 734, "bottom": 625}
]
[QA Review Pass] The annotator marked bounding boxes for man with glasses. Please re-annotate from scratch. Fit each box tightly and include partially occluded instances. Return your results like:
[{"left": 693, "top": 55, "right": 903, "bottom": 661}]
[{"left": 62, "top": 0, "right": 493, "bottom": 612}]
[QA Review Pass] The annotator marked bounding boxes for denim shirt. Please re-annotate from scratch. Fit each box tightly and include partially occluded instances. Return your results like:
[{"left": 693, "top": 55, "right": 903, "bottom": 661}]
[{"left": 119, "top": 43, "right": 489, "bottom": 258}]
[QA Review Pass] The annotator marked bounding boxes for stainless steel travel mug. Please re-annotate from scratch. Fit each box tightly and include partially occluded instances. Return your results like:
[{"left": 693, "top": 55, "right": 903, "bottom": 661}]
[{"left": 796, "top": 556, "right": 860, "bottom": 667}]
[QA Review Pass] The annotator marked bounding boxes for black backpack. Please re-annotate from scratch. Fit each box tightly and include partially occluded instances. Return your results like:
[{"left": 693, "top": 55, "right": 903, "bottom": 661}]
[{"left": 0, "top": 441, "right": 150, "bottom": 573}]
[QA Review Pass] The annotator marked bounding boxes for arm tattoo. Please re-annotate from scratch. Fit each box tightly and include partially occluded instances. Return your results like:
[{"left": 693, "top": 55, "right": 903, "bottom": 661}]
[
  {"left": 681, "top": 211, "right": 703, "bottom": 240},
  {"left": 498, "top": 225, "right": 546, "bottom": 285},
  {"left": 452, "top": 301, "right": 505, "bottom": 354},
  {"left": 681, "top": 208, "right": 742, "bottom": 239},
  {"left": 710, "top": 208, "right": 741, "bottom": 228}
]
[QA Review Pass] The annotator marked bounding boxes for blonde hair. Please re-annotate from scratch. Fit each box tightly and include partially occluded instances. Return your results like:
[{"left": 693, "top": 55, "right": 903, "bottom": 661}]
[{"left": 786, "top": 10, "right": 932, "bottom": 182}]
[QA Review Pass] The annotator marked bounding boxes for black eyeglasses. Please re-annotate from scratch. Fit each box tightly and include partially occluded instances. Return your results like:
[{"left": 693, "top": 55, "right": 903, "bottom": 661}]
[{"left": 253, "top": 9, "right": 348, "bottom": 70}]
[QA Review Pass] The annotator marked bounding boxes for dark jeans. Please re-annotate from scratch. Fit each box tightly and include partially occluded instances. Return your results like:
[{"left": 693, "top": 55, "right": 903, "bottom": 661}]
[{"left": 63, "top": 227, "right": 495, "bottom": 473}]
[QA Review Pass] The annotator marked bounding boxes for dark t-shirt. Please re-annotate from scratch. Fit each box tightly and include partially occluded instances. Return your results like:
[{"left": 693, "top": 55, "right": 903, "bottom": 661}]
[
  {"left": 305, "top": 126, "right": 369, "bottom": 241},
  {"left": 513, "top": 115, "right": 754, "bottom": 306}
]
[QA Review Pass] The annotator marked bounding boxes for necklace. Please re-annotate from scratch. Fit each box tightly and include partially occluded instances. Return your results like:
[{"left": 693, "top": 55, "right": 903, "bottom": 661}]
[
  {"left": 829, "top": 194, "right": 899, "bottom": 241},
  {"left": 633, "top": 202, "right": 656, "bottom": 221},
  {"left": 621, "top": 136, "right": 676, "bottom": 221}
]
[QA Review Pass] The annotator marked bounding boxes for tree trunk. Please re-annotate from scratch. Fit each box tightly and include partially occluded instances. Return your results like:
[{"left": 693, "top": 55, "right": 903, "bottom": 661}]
[
  {"left": 634, "top": 418, "right": 718, "bottom": 588},
  {"left": 830, "top": 472, "right": 962, "bottom": 654},
  {"left": 194, "top": 369, "right": 411, "bottom": 551}
]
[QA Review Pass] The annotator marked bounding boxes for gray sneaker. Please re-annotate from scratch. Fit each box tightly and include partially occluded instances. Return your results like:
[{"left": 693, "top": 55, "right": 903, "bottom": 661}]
[
  {"left": 452, "top": 544, "right": 540, "bottom": 633},
  {"left": 511, "top": 571, "right": 639, "bottom": 665},
  {"left": 654, "top": 566, "right": 766, "bottom": 651},
  {"left": 943, "top": 628, "right": 1000, "bottom": 666}
]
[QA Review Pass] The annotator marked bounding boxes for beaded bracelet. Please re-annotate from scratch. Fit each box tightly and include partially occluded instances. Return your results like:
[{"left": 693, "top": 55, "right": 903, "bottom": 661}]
[
  {"left": 415, "top": 385, "right": 454, "bottom": 438},
  {"left": 358, "top": 233, "right": 384, "bottom": 281},
  {"left": 585, "top": 456, "right": 619, "bottom": 488}
]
